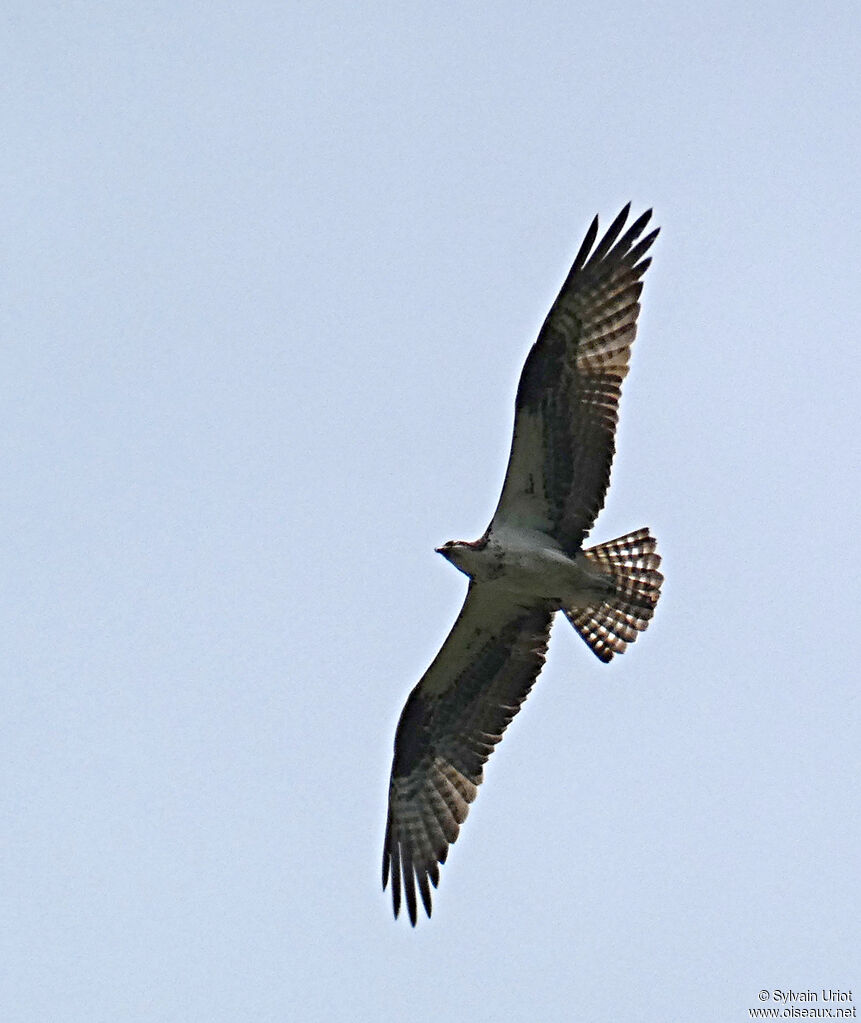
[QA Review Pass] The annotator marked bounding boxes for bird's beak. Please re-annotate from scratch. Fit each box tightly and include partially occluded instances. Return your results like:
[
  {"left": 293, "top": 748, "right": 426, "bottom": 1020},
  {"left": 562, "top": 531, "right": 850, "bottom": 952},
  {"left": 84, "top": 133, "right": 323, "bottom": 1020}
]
[{"left": 434, "top": 547, "right": 443, "bottom": 555}]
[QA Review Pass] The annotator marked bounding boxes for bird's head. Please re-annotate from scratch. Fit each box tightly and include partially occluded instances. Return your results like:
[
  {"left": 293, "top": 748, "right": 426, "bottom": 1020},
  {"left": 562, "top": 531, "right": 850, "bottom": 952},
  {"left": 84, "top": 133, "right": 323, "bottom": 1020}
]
[{"left": 435, "top": 539, "right": 479, "bottom": 577}]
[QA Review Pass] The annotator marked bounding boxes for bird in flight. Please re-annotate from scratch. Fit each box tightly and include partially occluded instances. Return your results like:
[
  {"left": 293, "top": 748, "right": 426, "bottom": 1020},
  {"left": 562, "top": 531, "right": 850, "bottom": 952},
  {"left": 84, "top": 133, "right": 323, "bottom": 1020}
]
[{"left": 382, "top": 204, "right": 663, "bottom": 925}]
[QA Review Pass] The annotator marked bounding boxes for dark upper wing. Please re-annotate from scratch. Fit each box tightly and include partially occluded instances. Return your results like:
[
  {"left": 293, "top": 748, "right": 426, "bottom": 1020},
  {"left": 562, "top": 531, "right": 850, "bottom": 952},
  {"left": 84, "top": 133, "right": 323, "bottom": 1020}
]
[
  {"left": 382, "top": 584, "right": 553, "bottom": 925},
  {"left": 489, "top": 205, "right": 659, "bottom": 554}
]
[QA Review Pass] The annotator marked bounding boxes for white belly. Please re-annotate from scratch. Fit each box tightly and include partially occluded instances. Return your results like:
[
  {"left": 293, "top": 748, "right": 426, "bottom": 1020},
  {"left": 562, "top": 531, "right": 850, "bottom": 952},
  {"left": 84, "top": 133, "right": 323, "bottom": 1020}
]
[{"left": 461, "top": 527, "right": 611, "bottom": 606}]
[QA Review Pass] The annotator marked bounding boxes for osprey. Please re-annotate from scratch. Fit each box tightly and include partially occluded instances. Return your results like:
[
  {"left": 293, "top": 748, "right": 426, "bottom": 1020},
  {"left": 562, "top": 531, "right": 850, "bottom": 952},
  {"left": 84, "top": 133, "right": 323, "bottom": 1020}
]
[{"left": 382, "top": 204, "right": 663, "bottom": 925}]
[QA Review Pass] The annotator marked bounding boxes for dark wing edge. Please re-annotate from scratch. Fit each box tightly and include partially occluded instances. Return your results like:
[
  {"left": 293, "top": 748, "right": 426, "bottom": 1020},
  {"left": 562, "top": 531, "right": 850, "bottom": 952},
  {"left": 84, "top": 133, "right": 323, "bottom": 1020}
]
[
  {"left": 382, "top": 585, "right": 553, "bottom": 925},
  {"left": 489, "top": 205, "right": 660, "bottom": 553}
]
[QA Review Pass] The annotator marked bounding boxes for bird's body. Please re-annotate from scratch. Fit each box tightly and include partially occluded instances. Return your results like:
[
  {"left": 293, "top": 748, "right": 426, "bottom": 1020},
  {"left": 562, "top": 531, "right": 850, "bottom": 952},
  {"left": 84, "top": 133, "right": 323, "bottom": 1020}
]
[
  {"left": 382, "top": 204, "right": 664, "bottom": 925},
  {"left": 439, "top": 527, "right": 613, "bottom": 605}
]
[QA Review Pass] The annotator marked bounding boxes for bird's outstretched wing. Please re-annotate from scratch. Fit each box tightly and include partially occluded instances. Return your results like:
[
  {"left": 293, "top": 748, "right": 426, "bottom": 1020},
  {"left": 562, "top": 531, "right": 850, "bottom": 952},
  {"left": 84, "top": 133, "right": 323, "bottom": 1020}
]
[
  {"left": 383, "top": 584, "right": 553, "bottom": 925},
  {"left": 489, "top": 205, "right": 659, "bottom": 554}
]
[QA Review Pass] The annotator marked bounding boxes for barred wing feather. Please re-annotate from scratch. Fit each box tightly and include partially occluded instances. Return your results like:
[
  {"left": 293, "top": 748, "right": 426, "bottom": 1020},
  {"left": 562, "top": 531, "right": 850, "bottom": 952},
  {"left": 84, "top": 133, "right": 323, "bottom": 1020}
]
[
  {"left": 382, "top": 585, "right": 553, "bottom": 925},
  {"left": 490, "top": 205, "right": 659, "bottom": 553}
]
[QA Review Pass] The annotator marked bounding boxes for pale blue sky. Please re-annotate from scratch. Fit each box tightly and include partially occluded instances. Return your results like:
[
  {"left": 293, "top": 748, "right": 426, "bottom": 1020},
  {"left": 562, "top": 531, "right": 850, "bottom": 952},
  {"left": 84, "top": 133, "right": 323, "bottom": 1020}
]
[{"left": 4, "top": 3, "right": 860, "bottom": 1021}]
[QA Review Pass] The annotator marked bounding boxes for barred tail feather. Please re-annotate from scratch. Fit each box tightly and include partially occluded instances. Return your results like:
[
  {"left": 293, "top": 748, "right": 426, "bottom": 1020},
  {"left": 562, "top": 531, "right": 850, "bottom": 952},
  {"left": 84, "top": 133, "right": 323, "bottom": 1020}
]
[{"left": 565, "top": 528, "right": 663, "bottom": 662}]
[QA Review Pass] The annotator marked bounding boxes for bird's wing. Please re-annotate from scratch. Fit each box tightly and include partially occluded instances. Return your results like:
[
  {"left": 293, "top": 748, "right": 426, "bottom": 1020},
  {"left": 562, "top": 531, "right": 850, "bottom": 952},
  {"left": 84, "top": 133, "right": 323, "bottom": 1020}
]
[
  {"left": 489, "top": 205, "right": 659, "bottom": 554},
  {"left": 383, "top": 583, "right": 553, "bottom": 925}
]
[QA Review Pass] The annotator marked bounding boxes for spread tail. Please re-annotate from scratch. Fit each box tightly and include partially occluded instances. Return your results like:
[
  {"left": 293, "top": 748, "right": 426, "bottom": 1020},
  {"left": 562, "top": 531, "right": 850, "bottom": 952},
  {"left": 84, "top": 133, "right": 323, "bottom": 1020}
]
[{"left": 564, "top": 528, "right": 663, "bottom": 662}]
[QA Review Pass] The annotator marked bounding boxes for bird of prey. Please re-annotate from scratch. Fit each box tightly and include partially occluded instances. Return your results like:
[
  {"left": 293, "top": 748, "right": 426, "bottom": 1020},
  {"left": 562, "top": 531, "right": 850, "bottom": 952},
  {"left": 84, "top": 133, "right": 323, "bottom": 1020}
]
[{"left": 382, "top": 204, "right": 663, "bottom": 925}]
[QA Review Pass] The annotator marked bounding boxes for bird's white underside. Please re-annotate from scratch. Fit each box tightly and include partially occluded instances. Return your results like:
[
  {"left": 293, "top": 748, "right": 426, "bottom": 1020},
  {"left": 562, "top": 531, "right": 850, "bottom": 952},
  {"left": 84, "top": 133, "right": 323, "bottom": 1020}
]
[{"left": 444, "top": 523, "right": 612, "bottom": 608}]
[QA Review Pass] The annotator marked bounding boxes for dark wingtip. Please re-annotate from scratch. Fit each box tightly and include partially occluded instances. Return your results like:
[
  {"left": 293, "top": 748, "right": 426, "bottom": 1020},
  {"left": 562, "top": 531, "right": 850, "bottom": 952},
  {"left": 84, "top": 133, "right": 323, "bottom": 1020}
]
[
  {"left": 391, "top": 842, "right": 402, "bottom": 920},
  {"left": 590, "top": 203, "right": 633, "bottom": 264},
  {"left": 571, "top": 213, "right": 600, "bottom": 272},
  {"left": 384, "top": 845, "right": 434, "bottom": 926},
  {"left": 627, "top": 225, "right": 661, "bottom": 271},
  {"left": 382, "top": 816, "right": 391, "bottom": 889}
]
